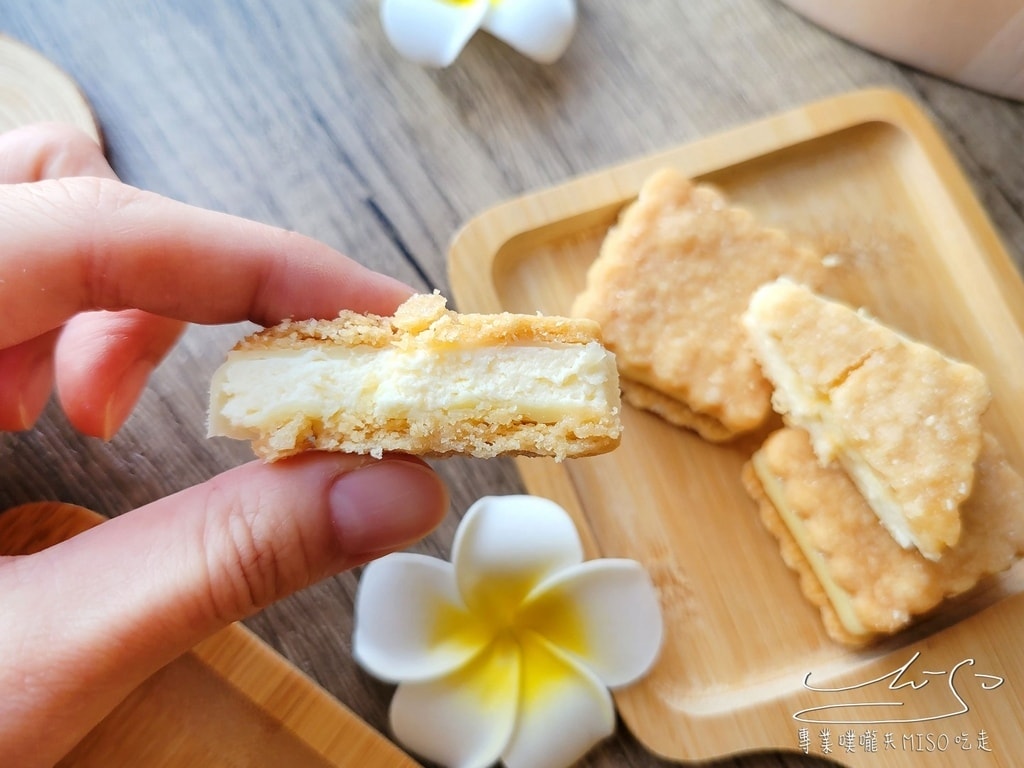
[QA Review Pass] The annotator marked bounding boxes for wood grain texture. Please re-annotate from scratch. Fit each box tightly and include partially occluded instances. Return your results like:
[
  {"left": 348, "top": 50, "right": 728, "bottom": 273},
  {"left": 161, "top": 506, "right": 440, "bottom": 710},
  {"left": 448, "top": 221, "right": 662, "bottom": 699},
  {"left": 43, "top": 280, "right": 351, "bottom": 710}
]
[
  {"left": 0, "top": 33, "right": 99, "bottom": 141},
  {"left": 1, "top": 1, "right": 1021, "bottom": 766},
  {"left": 449, "top": 89, "right": 1024, "bottom": 766}
]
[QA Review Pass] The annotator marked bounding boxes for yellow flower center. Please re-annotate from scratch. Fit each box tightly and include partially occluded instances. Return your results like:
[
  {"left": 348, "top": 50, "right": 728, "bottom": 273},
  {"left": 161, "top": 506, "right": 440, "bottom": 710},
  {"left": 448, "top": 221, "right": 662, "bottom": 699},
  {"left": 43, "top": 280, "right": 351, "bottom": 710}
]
[
  {"left": 428, "top": 573, "right": 592, "bottom": 710},
  {"left": 517, "top": 583, "right": 588, "bottom": 659},
  {"left": 445, "top": 632, "right": 521, "bottom": 716}
]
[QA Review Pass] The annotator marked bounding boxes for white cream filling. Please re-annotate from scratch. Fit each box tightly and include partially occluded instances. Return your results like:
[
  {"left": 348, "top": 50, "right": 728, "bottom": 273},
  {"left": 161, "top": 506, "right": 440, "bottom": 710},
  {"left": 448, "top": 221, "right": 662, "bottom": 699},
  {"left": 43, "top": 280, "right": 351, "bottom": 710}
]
[
  {"left": 752, "top": 452, "right": 869, "bottom": 639},
  {"left": 208, "top": 342, "right": 619, "bottom": 438},
  {"left": 755, "top": 343, "right": 914, "bottom": 555}
]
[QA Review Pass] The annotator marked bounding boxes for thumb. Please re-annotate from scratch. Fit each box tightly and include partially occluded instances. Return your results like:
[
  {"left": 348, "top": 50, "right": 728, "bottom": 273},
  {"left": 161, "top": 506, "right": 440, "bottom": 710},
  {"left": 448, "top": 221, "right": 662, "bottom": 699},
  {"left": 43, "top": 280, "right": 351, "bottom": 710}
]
[{"left": 0, "top": 453, "right": 448, "bottom": 766}]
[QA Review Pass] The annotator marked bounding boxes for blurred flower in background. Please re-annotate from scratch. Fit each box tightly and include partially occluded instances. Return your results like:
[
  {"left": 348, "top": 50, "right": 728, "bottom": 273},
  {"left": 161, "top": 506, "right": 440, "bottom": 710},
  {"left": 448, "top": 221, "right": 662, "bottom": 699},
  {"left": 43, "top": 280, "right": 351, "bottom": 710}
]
[{"left": 380, "top": 0, "right": 577, "bottom": 67}]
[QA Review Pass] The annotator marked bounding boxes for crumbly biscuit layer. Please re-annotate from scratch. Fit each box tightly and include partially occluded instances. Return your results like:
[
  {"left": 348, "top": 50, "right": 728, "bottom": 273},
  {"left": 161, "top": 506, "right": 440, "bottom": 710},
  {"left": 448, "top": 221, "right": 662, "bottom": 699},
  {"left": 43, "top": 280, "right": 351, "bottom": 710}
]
[
  {"left": 242, "top": 292, "right": 603, "bottom": 351},
  {"left": 743, "top": 279, "right": 990, "bottom": 560},
  {"left": 618, "top": 379, "right": 736, "bottom": 442},
  {"left": 572, "top": 168, "right": 822, "bottom": 441},
  {"left": 743, "top": 428, "right": 1024, "bottom": 645},
  {"left": 209, "top": 294, "right": 622, "bottom": 461}
]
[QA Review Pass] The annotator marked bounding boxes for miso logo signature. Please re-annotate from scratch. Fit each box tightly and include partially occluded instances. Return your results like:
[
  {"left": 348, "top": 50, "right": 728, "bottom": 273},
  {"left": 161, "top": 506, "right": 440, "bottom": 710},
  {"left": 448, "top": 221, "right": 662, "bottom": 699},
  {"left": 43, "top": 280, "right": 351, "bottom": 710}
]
[{"left": 794, "top": 651, "right": 1004, "bottom": 725}]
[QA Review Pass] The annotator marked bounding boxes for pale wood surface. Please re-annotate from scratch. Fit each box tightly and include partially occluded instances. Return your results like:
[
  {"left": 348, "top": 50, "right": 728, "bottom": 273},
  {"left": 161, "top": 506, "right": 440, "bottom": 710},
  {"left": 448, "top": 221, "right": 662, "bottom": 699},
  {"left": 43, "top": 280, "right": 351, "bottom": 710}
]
[
  {"left": 450, "top": 89, "right": 1024, "bottom": 766},
  {"left": 1, "top": 3, "right": 1023, "bottom": 767}
]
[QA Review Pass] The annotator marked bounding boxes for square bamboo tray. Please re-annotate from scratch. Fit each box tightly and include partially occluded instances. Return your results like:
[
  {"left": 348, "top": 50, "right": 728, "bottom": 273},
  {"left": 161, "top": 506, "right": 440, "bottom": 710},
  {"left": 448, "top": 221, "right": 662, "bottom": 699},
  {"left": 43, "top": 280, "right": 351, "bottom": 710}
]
[{"left": 449, "top": 89, "right": 1024, "bottom": 766}]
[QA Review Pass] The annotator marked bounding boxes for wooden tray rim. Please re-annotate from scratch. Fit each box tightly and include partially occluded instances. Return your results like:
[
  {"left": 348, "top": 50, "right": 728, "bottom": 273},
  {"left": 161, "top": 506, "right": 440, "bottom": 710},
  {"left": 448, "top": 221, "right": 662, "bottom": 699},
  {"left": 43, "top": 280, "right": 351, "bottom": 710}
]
[
  {"left": 447, "top": 88, "right": 1024, "bottom": 766},
  {"left": 450, "top": 88, "right": 1023, "bottom": 332}
]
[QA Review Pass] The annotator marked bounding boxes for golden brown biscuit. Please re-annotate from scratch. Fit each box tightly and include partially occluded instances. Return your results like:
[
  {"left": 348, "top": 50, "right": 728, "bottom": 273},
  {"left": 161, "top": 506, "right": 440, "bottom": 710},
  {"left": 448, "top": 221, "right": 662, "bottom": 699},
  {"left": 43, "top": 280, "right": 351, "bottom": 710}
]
[
  {"left": 743, "top": 428, "right": 1024, "bottom": 645},
  {"left": 208, "top": 293, "right": 622, "bottom": 461},
  {"left": 743, "top": 279, "right": 990, "bottom": 560},
  {"left": 572, "top": 168, "right": 822, "bottom": 441}
]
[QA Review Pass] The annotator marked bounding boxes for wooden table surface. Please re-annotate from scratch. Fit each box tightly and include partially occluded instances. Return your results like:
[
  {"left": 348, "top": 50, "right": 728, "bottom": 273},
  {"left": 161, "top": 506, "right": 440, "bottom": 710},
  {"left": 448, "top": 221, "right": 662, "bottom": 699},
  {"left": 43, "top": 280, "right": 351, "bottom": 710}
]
[{"left": 2, "top": 3, "right": 1022, "bottom": 767}]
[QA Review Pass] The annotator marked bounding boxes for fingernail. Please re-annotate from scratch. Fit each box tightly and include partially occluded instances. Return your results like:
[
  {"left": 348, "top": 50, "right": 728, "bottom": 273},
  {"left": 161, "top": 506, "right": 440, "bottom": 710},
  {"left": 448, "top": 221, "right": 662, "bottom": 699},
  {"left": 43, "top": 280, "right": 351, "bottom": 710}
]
[
  {"left": 329, "top": 458, "right": 448, "bottom": 556},
  {"left": 102, "top": 361, "right": 153, "bottom": 440},
  {"left": 16, "top": 355, "right": 55, "bottom": 429}
]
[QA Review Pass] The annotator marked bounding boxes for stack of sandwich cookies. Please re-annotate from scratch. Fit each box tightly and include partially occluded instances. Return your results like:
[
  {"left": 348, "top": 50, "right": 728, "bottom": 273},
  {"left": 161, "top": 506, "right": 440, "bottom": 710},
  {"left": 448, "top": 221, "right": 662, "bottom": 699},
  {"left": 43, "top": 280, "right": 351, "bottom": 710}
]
[
  {"left": 572, "top": 168, "right": 824, "bottom": 442},
  {"left": 565, "top": 164, "right": 1022, "bottom": 646},
  {"left": 743, "top": 279, "right": 991, "bottom": 560},
  {"left": 208, "top": 293, "right": 623, "bottom": 462},
  {"left": 742, "top": 428, "right": 1024, "bottom": 645},
  {"left": 741, "top": 279, "right": 1024, "bottom": 644}
]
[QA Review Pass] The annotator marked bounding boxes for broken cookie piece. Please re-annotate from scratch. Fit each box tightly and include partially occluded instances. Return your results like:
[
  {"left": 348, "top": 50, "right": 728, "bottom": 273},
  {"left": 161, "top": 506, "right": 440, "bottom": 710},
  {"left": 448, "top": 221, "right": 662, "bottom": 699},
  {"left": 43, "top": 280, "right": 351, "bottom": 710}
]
[
  {"left": 208, "top": 293, "right": 622, "bottom": 462},
  {"left": 572, "top": 168, "right": 823, "bottom": 441},
  {"left": 743, "top": 279, "right": 990, "bottom": 560}
]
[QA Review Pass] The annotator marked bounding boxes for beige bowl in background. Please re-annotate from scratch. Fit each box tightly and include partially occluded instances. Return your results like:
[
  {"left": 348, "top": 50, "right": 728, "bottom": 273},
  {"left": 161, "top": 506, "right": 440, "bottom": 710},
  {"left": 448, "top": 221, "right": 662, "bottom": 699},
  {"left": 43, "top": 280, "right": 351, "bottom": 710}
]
[{"left": 780, "top": 0, "right": 1024, "bottom": 101}]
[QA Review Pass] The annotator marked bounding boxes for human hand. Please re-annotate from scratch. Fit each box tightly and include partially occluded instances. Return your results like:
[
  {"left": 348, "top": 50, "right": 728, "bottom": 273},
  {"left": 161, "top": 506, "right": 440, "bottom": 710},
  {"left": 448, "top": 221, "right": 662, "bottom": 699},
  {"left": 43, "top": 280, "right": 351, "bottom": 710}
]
[{"left": 0, "top": 123, "right": 449, "bottom": 767}]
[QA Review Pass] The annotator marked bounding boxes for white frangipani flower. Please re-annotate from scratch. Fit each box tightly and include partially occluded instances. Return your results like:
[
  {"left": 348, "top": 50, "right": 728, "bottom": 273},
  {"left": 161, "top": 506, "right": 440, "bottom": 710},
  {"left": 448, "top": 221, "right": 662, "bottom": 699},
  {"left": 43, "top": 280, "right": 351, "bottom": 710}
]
[
  {"left": 353, "top": 495, "right": 663, "bottom": 768},
  {"left": 380, "top": 0, "right": 578, "bottom": 68}
]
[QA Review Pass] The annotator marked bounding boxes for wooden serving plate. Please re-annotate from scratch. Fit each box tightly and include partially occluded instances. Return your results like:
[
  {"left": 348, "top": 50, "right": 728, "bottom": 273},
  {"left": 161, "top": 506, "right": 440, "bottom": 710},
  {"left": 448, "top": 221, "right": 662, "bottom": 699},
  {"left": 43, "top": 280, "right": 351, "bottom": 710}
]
[
  {"left": 0, "top": 503, "right": 417, "bottom": 768},
  {"left": 449, "top": 89, "right": 1024, "bottom": 766}
]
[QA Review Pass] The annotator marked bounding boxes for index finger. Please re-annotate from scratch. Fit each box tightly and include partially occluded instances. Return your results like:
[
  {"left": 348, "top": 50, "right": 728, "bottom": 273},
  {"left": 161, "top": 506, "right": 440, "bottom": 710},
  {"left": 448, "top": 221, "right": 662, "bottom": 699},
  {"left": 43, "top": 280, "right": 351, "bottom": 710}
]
[{"left": 0, "top": 176, "right": 414, "bottom": 348}]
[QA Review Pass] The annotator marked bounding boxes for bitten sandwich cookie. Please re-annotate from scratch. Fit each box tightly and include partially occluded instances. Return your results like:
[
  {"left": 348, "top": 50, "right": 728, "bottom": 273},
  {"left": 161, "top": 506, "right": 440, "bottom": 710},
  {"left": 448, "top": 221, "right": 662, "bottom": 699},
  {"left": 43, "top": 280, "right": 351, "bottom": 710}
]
[
  {"left": 743, "top": 428, "right": 1024, "bottom": 645},
  {"left": 743, "top": 279, "right": 991, "bottom": 560},
  {"left": 572, "top": 168, "right": 823, "bottom": 441},
  {"left": 208, "top": 293, "right": 622, "bottom": 462}
]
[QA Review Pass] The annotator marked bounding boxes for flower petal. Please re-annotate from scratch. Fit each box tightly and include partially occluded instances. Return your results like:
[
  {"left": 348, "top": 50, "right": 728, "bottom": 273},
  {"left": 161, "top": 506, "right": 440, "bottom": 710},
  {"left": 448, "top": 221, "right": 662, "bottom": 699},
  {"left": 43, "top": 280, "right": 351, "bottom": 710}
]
[
  {"left": 502, "top": 633, "right": 615, "bottom": 768},
  {"left": 482, "top": 0, "right": 577, "bottom": 64},
  {"left": 380, "top": 0, "right": 489, "bottom": 68},
  {"left": 353, "top": 553, "right": 492, "bottom": 683},
  {"left": 520, "top": 559, "right": 663, "bottom": 687},
  {"left": 390, "top": 634, "right": 520, "bottom": 768},
  {"left": 453, "top": 496, "right": 583, "bottom": 619}
]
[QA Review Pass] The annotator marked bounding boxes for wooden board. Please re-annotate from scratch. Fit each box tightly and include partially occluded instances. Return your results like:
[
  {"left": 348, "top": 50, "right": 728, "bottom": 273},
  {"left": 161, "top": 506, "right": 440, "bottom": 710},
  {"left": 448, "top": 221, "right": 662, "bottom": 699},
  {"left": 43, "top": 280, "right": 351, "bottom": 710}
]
[
  {"left": 0, "top": 502, "right": 418, "bottom": 768},
  {"left": 448, "top": 88, "right": 1024, "bottom": 766},
  {"left": 0, "top": 33, "right": 100, "bottom": 142}
]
